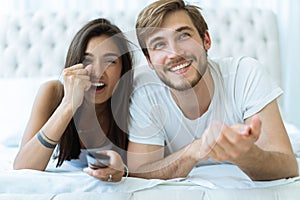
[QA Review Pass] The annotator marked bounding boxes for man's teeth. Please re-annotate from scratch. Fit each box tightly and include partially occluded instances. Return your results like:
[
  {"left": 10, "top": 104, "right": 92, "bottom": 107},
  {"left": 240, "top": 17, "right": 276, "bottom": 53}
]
[
  {"left": 92, "top": 82, "right": 104, "bottom": 87},
  {"left": 170, "top": 62, "right": 190, "bottom": 72}
]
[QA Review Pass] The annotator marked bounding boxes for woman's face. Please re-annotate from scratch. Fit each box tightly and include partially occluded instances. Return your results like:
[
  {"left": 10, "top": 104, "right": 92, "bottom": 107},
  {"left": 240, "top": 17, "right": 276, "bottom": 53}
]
[{"left": 84, "top": 35, "right": 123, "bottom": 104}]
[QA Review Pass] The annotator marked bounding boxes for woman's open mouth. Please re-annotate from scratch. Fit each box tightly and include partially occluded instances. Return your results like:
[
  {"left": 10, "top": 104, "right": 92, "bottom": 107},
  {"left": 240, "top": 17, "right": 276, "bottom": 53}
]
[{"left": 91, "top": 82, "right": 106, "bottom": 92}]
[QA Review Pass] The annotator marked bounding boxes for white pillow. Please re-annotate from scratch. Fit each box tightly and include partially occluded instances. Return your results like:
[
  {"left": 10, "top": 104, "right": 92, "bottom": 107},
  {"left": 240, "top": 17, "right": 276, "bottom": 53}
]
[
  {"left": 0, "top": 76, "right": 58, "bottom": 147},
  {"left": 284, "top": 122, "right": 300, "bottom": 157}
]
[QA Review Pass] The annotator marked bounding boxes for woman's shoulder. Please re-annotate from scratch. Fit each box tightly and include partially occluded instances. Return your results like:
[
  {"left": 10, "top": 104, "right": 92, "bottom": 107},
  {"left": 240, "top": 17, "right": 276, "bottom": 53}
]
[
  {"left": 36, "top": 79, "right": 64, "bottom": 106},
  {"left": 39, "top": 79, "right": 63, "bottom": 95}
]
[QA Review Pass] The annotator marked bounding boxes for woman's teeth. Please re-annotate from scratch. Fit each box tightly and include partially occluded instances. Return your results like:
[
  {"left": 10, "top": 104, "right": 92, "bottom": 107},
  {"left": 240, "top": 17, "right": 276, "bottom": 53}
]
[{"left": 91, "top": 82, "right": 104, "bottom": 87}]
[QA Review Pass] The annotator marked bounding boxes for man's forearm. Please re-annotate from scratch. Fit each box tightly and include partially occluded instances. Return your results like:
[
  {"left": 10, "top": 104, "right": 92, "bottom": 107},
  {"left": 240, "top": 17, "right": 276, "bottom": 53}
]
[
  {"left": 235, "top": 145, "right": 299, "bottom": 181},
  {"left": 129, "top": 141, "right": 201, "bottom": 180}
]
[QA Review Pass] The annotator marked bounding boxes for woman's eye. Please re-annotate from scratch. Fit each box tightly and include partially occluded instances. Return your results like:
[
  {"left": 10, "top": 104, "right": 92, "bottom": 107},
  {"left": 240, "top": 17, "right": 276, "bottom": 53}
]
[
  {"left": 105, "top": 59, "right": 117, "bottom": 65},
  {"left": 82, "top": 58, "right": 93, "bottom": 67}
]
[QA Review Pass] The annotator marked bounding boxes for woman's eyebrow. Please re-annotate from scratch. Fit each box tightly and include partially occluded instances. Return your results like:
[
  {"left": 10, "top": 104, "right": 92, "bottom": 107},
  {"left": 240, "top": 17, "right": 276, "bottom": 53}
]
[
  {"left": 84, "top": 52, "right": 94, "bottom": 57},
  {"left": 103, "top": 52, "right": 120, "bottom": 57}
]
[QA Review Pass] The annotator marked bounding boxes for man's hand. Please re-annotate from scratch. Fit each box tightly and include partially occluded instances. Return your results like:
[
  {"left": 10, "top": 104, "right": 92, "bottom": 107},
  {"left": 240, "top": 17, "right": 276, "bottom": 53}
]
[{"left": 199, "top": 115, "right": 261, "bottom": 162}]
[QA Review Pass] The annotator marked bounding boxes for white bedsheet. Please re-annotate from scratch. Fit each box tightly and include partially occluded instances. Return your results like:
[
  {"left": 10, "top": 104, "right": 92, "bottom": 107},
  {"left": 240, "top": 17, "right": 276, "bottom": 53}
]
[
  {"left": 1, "top": 145, "right": 300, "bottom": 195},
  {"left": 1, "top": 121, "right": 300, "bottom": 199}
]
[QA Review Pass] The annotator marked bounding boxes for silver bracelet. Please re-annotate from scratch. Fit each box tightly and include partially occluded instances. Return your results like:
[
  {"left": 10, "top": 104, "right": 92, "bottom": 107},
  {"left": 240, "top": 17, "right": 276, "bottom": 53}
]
[
  {"left": 37, "top": 131, "right": 57, "bottom": 149},
  {"left": 123, "top": 164, "right": 129, "bottom": 178}
]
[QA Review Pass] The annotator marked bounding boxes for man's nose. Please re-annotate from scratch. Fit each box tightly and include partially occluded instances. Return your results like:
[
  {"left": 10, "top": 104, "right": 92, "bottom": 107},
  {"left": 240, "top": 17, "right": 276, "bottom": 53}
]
[{"left": 166, "top": 42, "right": 184, "bottom": 59}]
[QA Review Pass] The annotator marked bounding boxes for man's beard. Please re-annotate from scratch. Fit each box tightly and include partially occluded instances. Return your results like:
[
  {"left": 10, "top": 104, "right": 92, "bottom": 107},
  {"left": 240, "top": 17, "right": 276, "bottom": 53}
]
[{"left": 157, "top": 62, "right": 208, "bottom": 91}]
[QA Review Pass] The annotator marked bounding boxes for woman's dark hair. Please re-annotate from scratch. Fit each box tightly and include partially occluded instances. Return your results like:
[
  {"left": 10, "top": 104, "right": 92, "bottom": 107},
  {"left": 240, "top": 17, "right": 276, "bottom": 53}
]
[{"left": 55, "top": 18, "right": 133, "bottom": 166}]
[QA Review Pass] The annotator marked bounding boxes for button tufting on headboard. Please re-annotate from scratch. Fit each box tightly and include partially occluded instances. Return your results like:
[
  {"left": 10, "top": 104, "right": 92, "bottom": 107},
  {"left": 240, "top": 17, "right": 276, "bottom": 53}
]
[
  {"left": 203, "top": 8, "right": 281, "bottom": 87},
  {"left": 0, "top": 8, "right": 281, "bottom": 89}
]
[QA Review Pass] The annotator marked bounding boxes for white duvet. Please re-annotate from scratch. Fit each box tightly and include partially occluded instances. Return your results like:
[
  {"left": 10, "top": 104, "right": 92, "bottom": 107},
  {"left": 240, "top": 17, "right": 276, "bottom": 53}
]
[
  {"left": 1, "top": 145, "right": 300, "bottom": 195},
  {"left": 1, "top": 122, "right": 300, "bottom": 198}
]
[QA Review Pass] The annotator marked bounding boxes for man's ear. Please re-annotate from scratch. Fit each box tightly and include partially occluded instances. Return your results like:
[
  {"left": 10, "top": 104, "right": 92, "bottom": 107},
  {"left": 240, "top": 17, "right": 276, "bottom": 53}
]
[
  {"left": 203, "top": 30, "right": 211, "bottom": 51},
  {"left": 146, "top": 56, "right": 154, "bottom": 69}
]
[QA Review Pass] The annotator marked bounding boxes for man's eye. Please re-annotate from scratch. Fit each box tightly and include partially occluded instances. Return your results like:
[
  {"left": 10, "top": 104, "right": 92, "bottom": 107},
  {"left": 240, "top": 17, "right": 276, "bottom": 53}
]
[
  {"left": 153, "top": 42, "right": 166, "bottom": 50},
  {"left": 179, "top": 33, "right": 190, "bottom": 40}
]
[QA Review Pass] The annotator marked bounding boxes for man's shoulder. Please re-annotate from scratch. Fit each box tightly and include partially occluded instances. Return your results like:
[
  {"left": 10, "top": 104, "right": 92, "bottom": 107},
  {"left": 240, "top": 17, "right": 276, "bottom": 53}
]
[{"left": 210, "top": 56, "right": 259, "bottom": 75}]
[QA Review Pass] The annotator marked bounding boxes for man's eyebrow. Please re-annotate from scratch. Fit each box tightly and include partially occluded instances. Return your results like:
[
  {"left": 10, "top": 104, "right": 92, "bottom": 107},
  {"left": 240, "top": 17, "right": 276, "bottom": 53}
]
[
  {"left": 148, "top": 26, "right": 195, "bottom": 46},
  {"left": 175, "top": 26, "right": 194, "bottom": 33},
  {"left": 148, "top": 36, "right": 164, "bottom": 47}
]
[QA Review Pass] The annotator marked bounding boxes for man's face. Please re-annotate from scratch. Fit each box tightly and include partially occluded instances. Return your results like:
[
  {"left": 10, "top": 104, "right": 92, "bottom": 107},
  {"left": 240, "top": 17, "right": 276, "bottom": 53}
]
[{"left": 145, "top": 10, "right": 211, "bottom": 91}]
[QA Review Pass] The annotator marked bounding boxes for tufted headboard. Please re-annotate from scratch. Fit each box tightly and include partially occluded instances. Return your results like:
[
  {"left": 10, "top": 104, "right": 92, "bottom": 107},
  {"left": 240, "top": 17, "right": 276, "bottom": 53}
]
[
  {"left": 203, "top": 8, "right": 281, "bottom": 87},
  {"left": 0, "top": 7, "right": 283, "bottom": 147},
  {"left": 0, "top": 8, "right": 281, "bottom": 83}
]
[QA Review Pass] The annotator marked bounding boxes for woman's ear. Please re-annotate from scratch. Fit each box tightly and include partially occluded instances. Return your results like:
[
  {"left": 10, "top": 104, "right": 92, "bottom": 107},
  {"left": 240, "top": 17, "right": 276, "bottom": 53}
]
[{"left": 203, "top": 30, "right": 211, "bottom": 51}]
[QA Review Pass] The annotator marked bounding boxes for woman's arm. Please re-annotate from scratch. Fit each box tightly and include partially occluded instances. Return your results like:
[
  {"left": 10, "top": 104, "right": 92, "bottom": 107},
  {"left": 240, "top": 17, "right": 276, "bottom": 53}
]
[
  {"left": 13, "top": 80, "right": 74, "bottom": 170},
  {"left": 14, "top": 64, "right": 92, "bottom": 170}
]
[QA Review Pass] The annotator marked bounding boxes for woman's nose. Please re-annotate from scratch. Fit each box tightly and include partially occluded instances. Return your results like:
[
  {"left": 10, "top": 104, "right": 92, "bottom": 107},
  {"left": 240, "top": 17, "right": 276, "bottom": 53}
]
[{"left": 88, "top": 62, "right": 105, "bottom": 78}]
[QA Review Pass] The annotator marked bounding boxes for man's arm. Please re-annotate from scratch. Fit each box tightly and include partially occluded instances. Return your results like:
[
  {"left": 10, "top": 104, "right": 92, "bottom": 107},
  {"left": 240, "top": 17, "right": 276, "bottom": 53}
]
[
  {"left": 127, "top": 139, "right": 202, "bottom": 179},
  {"left": 237, "top": 100, "right": 298, "bottom": 180},
  {"left": 200, "top": 100, "right": 298, "bottom": 181}
]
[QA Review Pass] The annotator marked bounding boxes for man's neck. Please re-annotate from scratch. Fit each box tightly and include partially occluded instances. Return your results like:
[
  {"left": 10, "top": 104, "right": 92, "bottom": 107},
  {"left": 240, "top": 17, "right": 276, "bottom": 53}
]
[{"left": 171, "top": 67, "right": 214, "bottom": 120}]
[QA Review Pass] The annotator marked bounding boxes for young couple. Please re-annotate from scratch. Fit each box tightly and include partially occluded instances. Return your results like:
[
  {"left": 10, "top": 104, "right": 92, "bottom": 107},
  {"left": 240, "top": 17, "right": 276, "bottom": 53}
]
[{"left": 14, "top": 0, "right": 298, "bottom": 182}]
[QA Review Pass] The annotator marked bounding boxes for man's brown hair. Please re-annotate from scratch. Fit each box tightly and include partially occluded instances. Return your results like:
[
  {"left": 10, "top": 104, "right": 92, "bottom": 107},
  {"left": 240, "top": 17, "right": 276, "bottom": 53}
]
[{"left": 136, "top": 0, "right": 208, "bottom": 58}]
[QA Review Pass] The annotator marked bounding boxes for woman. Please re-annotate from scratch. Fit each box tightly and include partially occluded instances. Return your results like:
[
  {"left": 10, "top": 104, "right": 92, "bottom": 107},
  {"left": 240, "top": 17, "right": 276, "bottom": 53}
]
[{"left": 13, "top": 18, "right": 133, "bottom": 182}]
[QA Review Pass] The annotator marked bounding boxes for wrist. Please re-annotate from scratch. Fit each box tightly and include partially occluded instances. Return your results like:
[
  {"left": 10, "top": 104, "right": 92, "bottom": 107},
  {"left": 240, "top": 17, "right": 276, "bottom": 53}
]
[
  {"left": 123, "top": 164, "right": 129, "bottom": 178},
  {"left": 186, "top": 138, "right": 203, "bottom": 162},
  {"left": 61, "top": 98, "right": 77, "bottom": 114}
]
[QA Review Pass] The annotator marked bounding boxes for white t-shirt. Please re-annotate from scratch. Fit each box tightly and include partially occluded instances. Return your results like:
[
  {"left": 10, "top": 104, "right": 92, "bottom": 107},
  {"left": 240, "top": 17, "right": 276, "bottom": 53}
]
[{"left": 128, "top": 56, "right": 282, "bottom": 165}]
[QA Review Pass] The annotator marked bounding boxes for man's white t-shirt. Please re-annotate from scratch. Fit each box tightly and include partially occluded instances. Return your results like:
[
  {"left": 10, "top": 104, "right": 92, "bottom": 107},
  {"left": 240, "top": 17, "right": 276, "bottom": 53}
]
[{"left": 128, "top": 56, "right": 282, "bottom": 165}]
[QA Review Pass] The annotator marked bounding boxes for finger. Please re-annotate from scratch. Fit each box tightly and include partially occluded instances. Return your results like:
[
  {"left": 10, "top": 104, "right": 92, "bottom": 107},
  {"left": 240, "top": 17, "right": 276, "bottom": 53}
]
[
  {"left": 210, "top": 124, "right": 240, "bottom": 161},
  {"left": 83, "top": 167, "right": 106, "bottom": 181},
  {"left": 230, "top": 123, "right": 251, "bottom": 136},
  {"left": 249, "top": 115, "right": 261, "bottom": 141},
  {"left": 74, "top": 68, "right": 90, "bottom": 76},
  {"left": 63, "top": 70, "right": 90, "bottom": 78},
  {"left": 200, "top": 127, "right": 216, "bottom": 159},
  {"left": 66, "top": 64, "right": 85, "bottom": 71},
  {"left": 85, "top": 64, "right": 93, "bottom": 76},
  {"left": 221, "top": 124, "right": 250, "bottom": 147},
  {"left": 84, "top": 167, "right": 123, "bottom": 182}
]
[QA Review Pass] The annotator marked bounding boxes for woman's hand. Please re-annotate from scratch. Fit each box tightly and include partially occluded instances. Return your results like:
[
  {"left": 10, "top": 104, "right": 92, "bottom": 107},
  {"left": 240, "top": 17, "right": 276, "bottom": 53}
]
[
  {"left": 83, "top": 150, "right": 126, "bottom": 182},
  {"left": 62, "top": 64, "right": 92, "bottom": 112}
]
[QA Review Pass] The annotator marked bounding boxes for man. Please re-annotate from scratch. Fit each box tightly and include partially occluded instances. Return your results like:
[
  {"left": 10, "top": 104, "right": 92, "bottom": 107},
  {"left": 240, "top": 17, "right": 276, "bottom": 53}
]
[{"left": 127, "top": 0, "right": 298, "bottom": 181}]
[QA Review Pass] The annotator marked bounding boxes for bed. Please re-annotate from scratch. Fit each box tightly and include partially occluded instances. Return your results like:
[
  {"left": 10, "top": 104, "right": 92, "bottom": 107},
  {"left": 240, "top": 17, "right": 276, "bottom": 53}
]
[{"left": 1, "top": 5, "right": 300, "bottom": 200}]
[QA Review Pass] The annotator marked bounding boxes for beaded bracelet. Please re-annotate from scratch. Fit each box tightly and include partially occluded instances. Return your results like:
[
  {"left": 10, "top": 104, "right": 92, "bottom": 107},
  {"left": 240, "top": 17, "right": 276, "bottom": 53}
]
[{"left": 37, "top": 131, "right": 57, "bottom": 149}]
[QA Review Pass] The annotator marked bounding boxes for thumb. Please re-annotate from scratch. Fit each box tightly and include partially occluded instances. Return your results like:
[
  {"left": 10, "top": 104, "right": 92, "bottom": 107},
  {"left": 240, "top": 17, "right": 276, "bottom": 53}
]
[
  {"left": 249, "top": 115, "right": 261, "bottom": 141},
  {"left": 85, "top": 64, "right": 93, "bottom": 75}
]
